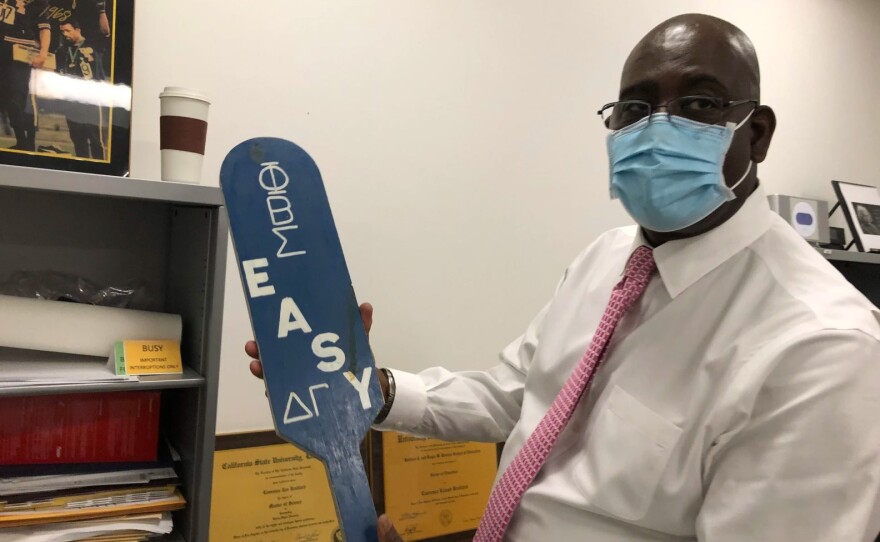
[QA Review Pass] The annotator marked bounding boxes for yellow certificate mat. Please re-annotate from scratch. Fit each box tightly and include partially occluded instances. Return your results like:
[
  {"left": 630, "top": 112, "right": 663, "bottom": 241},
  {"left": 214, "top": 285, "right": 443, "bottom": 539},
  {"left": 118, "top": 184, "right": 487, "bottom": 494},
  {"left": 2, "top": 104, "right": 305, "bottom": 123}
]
[
  {"left": 209, "top": 437, "right": 341, "bottom": 542},
  {"left": 381, "top": 433, "right": 497, "bottom": 541}
]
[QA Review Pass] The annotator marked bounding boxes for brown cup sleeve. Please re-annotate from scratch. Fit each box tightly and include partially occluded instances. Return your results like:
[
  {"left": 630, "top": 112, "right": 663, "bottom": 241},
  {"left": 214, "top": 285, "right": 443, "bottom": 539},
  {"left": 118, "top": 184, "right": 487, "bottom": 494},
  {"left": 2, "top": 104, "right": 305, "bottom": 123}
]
[{"left": 160, "top": 115, "right": 208, "bottom": 155}]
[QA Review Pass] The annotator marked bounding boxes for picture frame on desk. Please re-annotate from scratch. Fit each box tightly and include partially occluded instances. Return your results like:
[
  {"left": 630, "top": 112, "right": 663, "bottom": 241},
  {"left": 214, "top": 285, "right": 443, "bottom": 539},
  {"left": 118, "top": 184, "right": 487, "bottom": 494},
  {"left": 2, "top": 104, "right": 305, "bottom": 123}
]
[
  {"left": 831, "top": 180, "right": 880, "bottom": 252},
  {"left": 0, "top": 0, "right": 133, "bottom": 177}
]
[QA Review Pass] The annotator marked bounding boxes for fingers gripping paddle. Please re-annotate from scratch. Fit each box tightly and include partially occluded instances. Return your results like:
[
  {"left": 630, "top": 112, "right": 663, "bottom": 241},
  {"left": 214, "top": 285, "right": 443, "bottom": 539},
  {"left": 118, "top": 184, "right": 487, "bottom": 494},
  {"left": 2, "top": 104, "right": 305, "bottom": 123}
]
[{"left": 221, "top": 138, "right": 383, "bottom": 542}]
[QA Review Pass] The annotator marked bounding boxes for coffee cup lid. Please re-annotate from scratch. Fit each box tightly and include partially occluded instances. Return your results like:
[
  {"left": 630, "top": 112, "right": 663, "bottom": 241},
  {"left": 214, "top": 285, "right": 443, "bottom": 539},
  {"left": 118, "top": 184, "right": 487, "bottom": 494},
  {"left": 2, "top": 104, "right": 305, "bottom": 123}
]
[{"left": 160, "top": 86, "right": 210, "bottom": 104}]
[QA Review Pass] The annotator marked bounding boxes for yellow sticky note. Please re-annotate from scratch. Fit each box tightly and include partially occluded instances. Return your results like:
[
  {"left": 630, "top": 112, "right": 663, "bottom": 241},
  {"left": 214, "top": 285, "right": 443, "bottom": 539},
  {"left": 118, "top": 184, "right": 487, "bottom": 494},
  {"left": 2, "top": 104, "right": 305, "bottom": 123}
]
[{"left": 121, "top": 340, "right": 183, "bottom": 375}]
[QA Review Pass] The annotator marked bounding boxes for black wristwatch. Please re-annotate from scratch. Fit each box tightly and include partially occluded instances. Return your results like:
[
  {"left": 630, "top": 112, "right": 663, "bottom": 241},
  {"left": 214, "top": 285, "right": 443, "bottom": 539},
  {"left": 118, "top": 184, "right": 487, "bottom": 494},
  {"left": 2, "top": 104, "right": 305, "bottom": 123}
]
[{"left": 373, "top": 368, "right": 396, "bottom": 424}]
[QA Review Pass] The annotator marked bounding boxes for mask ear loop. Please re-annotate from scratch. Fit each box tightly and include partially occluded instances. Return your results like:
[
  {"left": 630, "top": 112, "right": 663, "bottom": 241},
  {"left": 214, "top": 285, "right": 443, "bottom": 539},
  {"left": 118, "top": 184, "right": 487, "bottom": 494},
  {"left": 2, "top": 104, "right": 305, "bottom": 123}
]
[
  {"left": 726, "top": 107, "right": 756, "bottom": 131},
  {"left": 725, "top": 106, "right": 757, "bottom": 193},
  {"left": 729, "top": 160, "right": 753, "bottom": 192}
]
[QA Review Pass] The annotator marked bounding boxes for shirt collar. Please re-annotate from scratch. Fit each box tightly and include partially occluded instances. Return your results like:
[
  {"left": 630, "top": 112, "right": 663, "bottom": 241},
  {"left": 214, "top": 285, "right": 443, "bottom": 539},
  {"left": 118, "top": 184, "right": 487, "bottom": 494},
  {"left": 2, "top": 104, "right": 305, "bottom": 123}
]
[{"left": 630, "top": 184, "right": 774, "bottom": 299}]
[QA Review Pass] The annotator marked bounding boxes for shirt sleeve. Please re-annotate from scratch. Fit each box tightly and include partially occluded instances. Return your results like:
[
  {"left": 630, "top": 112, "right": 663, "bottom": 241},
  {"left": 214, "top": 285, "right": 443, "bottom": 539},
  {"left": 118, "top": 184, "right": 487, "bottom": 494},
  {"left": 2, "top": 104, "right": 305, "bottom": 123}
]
[
  {"left": 35, "top": 0, "right": 50, "bottom": 31},
  {"left": 373, "top": 293, "right": 558, "bottom": 443},
  {"left": 696, "top": 329, "right": 880, "bottom": 541}
]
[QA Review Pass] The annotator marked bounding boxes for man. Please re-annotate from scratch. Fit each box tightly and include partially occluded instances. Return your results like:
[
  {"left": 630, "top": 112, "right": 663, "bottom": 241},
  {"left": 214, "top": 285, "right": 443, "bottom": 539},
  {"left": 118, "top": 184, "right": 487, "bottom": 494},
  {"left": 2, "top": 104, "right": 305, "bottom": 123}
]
[
  {"left": 0, "top": 0, "right": 50, "bottom": 151},
  {"left": 248, "top": 14, "right": 880, "bottom": 541},
  {"left": 856, "top": 204, "right": 880, "bottom": 236},
  {"left": 38, "top": 0, "right": 111, "bottom": 64},
  {"left": 55, "top": 18, "right": 103, "bottom": 159}
]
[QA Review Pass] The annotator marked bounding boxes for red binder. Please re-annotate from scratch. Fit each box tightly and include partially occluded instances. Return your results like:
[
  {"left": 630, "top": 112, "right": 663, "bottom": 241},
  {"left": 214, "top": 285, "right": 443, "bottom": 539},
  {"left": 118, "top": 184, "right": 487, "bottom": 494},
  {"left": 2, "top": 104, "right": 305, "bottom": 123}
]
[{"left": 0, "top": 391, "right": 161, "bottom": 464}]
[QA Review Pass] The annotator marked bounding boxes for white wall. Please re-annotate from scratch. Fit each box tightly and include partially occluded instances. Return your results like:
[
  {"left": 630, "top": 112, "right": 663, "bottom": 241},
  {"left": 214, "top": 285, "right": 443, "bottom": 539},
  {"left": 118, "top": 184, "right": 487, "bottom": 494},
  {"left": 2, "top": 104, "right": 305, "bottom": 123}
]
[{"left": 129, "top": 0, "right": 880, "bottom": 433}]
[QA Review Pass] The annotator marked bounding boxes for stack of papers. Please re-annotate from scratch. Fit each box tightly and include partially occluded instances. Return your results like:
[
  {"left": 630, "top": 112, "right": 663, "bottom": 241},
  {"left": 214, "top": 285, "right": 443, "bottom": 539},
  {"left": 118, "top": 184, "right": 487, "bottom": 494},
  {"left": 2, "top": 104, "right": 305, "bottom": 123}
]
[
  {"left": 0, "top": 512, "right": 173, "bottom": 542},
  {"left": 0, "top": 490, "right": 184, "bottom": 528},
  {"left": 0, "top": 348, "right": 133, "bottom": 390},
  {"left": 0, "top": 458, "right": 183, "bottom": 540},
  {"left": 0, "top": 489, "right": 185, "bottom": 528},
  {"left": 0, "top": 467, "right": 177, "bottom": 497}
]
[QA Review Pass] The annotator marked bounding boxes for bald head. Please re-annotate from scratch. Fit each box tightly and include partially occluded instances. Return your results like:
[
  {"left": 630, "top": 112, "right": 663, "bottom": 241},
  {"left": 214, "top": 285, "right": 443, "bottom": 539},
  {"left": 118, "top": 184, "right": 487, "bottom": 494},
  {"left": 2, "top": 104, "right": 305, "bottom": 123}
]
[
  {"left": 622, "top": 14, "right": 760, "bottom": 101},
  {"left": 613, "top": 14, "right": 776, "bottom": 245}
]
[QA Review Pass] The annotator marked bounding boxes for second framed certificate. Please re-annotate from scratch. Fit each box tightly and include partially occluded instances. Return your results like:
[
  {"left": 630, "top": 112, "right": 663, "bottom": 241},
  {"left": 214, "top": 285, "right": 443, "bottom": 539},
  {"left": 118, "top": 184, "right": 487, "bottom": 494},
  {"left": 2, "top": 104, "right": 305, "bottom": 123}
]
[{"left": 370, "top": 431, "right": 500, "bottom": 542}]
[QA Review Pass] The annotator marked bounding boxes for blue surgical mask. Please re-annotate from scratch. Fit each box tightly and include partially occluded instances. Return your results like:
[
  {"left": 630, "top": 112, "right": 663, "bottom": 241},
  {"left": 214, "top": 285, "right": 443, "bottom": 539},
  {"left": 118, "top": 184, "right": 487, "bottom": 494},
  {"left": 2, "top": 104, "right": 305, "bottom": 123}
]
[{"left": 607, "top": 112, "right": 753, "bottom": 232}]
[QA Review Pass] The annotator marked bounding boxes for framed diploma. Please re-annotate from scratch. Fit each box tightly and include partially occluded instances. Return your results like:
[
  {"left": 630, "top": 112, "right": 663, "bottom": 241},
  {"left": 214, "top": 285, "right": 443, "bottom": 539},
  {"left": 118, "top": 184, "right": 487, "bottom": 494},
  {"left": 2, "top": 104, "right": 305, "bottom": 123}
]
[
  {"left": 369, "top": 431, "right": 500, "bottom": 542},
  {"left": 210, "top": 432, "right": 343, "bottom": 542}
]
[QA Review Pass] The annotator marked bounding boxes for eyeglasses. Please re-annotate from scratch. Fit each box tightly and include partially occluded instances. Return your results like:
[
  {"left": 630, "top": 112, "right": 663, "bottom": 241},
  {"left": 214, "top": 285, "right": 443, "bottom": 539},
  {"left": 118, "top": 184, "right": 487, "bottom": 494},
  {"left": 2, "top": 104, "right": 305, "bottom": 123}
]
[{"left": 597, "top": 96, "right": 758, "bottom": 130}]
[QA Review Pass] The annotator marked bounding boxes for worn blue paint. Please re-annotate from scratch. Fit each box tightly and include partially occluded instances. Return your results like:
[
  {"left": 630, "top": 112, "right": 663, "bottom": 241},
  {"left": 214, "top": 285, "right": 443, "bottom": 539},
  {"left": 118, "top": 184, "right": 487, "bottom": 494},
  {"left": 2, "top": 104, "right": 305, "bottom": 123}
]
[{"left": 221, "top": 138, "right": 382, "bottom": 542}]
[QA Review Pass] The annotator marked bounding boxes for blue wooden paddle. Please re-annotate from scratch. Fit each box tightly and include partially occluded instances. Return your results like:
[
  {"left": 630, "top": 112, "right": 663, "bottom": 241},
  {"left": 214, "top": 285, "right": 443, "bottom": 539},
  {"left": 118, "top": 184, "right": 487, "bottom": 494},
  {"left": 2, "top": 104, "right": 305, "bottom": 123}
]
[{"left": 220, "top": 138, "right": 383, "bottom": 542}]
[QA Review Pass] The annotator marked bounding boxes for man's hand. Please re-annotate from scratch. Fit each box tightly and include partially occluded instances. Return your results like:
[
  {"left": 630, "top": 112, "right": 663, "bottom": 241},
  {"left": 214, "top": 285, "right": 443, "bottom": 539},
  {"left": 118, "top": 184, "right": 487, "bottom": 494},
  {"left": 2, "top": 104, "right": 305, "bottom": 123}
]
[
  {"left": 30, "top": 53, "right": 46, "bottom": 69},
  {"left": 99, "top": 12, "right": 111, "bottom": 36},
  {"left": 244, "top": 302, "right": 389, "bottom": 396},
  {"left": 245, "top": 340, "right": 264, "bottom": 379},
  {"left": 377, "top": 515, "right": 403, "bottom": 542}
]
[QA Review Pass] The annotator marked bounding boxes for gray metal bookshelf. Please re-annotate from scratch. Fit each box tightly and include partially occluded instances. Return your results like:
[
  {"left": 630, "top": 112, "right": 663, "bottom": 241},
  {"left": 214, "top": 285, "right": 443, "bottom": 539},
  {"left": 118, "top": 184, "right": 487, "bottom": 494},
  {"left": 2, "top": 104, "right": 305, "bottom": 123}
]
[
  {"left": 814, "top": 246, "right": 880, "bottom": 306},
  {"left": 814, "top": 246, "right": 880, "bottom": 265},
  {"left": 0, "top": 367, "right": 206, "bottom": 397},
  {"left": 0, "top": 164, "right": 227, "bottom": 542}
]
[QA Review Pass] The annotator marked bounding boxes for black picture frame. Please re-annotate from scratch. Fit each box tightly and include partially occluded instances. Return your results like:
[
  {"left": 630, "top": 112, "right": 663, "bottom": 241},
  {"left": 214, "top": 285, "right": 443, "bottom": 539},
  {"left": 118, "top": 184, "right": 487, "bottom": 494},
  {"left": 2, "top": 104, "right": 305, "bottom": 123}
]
[
  {"left": 0, "top": 0, "right": 133, "bottom": 176},
  {"left": 831, "top": 180, "right": 880, "bottom": 253},
  {"left": 214, "top": 430, "right": 289, "bottom": 452}
]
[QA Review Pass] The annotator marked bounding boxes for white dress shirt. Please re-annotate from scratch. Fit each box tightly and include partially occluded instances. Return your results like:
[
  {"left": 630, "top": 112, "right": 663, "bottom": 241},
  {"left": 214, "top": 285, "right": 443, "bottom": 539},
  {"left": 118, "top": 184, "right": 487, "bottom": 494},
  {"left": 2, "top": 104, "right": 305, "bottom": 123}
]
[{"left": 377, "top": 185, "right": 880, "bottom": 541}]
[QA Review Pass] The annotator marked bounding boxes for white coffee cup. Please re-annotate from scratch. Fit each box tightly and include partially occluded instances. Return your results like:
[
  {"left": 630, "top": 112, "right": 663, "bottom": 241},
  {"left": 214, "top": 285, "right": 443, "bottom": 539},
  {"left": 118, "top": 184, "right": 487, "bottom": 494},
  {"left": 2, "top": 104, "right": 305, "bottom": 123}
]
[{"left": 159, "top": 87, "right": 210, "bottom": 184}]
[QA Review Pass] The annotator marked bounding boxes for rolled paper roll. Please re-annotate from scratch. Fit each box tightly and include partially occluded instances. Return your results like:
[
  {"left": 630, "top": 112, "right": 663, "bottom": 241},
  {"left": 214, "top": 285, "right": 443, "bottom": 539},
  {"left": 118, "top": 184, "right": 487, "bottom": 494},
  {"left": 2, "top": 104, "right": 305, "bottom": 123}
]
[
  {"left": 159, "top": 87, "right": 210, "bottom": 184},
  {"left": 0, "top": 294, "right": 182, "bottom": 357}
]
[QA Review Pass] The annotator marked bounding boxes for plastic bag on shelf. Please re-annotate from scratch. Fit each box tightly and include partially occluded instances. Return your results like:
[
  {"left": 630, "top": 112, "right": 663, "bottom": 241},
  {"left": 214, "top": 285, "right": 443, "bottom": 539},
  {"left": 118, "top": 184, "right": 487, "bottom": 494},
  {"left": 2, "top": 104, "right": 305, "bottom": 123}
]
[{"left": 0, "top": 270, "right": 144, "bottom": 308}]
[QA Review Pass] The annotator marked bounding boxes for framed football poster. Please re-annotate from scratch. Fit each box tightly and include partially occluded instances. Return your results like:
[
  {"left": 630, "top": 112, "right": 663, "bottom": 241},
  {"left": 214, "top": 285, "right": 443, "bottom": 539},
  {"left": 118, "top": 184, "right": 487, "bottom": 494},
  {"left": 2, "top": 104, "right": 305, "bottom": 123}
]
[{"left": 0, "top": 0, "right": 133, "bottom": 176}]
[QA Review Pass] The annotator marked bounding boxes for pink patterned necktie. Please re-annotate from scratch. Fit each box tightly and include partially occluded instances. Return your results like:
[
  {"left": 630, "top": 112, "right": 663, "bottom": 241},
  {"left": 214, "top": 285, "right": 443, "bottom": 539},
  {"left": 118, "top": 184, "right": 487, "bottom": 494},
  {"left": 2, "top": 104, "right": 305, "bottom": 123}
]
[{"left": 473, "top": 246, "right": 656, "bottom": 542}]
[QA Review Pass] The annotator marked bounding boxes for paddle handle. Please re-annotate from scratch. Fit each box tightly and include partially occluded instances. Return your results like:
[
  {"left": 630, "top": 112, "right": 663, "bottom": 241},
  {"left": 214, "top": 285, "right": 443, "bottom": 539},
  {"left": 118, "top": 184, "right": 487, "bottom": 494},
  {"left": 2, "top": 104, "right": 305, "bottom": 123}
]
[{"left": 325, "top": 444, "right": 379, "bottom": 542}]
